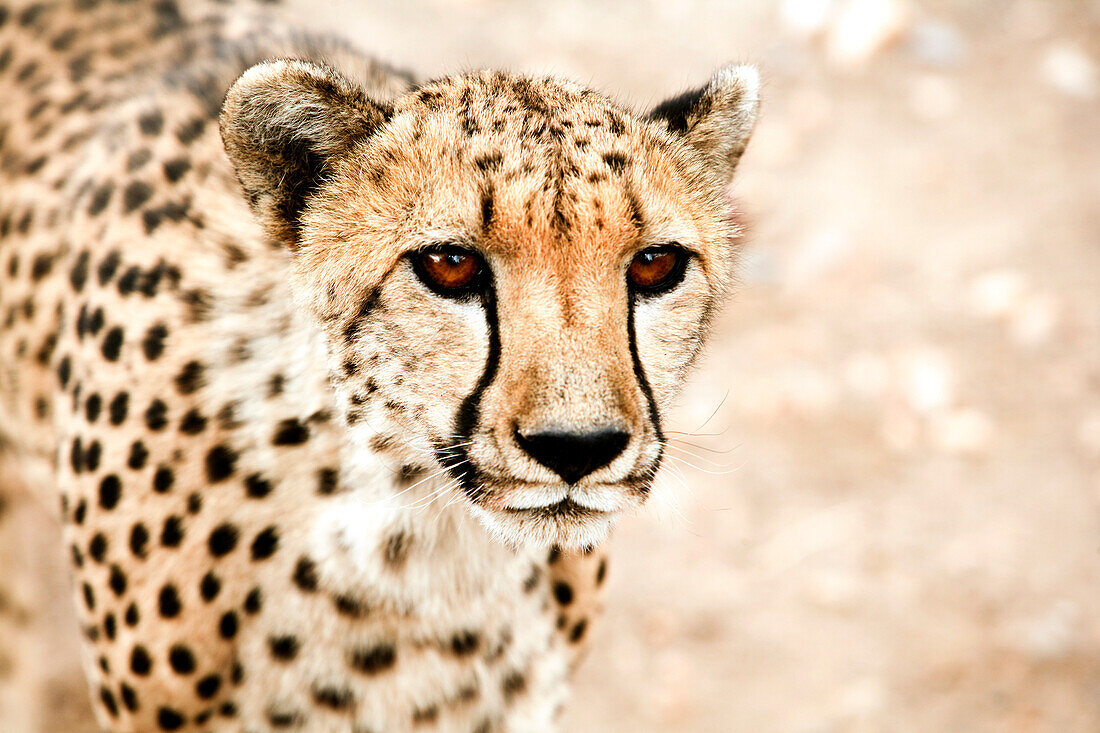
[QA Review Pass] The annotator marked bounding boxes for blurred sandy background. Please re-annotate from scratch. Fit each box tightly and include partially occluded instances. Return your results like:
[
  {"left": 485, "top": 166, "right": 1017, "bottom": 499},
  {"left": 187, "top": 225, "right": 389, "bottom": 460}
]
[{"left": 3, "top": 0, "right": 1100, "bottom": 731}]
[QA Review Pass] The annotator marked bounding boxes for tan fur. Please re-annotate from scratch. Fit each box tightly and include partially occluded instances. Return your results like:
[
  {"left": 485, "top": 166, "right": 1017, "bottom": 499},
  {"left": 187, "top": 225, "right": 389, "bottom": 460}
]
[{"left": 0, "top": 1, "right": 757, "bottom": 731}]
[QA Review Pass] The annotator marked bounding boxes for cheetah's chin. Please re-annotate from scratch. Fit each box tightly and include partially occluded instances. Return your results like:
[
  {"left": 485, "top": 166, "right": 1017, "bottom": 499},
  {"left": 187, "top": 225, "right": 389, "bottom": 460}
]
[{"left": 468, "top": 500, "right": 619, "bottom": 551}]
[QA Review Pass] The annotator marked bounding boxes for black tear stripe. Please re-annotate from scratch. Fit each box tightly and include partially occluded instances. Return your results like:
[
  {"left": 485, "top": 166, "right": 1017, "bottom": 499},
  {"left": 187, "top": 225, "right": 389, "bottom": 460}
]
[
  {"left": 627, "top": 294, "right": 664, "bottom": 491},
  {"left": 437, "top": 290, "right": 500, "bottom": 503}
]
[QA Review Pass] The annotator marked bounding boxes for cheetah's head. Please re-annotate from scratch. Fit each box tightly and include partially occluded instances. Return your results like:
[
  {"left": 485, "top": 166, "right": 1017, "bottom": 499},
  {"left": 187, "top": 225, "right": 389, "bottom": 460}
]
[{"left": 221, "top": 60, "right": 758, "bottom": 549}]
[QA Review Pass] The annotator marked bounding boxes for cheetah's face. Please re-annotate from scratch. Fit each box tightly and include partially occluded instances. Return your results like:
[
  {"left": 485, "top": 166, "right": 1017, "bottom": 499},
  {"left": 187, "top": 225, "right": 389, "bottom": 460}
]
[{"left": 221, "top": 61, "right": 758, "bottom": 549}]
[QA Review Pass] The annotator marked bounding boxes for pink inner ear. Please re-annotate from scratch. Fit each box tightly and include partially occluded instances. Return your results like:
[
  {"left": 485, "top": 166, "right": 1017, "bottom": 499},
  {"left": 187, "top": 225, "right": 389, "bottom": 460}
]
[{"left": 723, "top": 184, "right": 752, "bottom": 239}]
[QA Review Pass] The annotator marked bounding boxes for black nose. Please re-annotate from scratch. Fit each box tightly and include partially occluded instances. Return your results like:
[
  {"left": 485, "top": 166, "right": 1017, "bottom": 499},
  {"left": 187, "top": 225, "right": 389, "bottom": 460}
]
[{"left": 515, "top": 426, "right": 631, "bottom": 484}]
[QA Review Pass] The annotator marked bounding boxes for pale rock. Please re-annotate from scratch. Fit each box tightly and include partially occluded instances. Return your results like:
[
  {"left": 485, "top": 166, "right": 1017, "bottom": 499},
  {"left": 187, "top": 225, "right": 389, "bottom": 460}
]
[
  {"left": 836, "top": 677, "right": 888, "bottom": 718},
  {"left": 844, "top": 351, "right": 891, "bottom": 400},
  {"left": 825, "top": 0, "right": 911, "bottom": 67},
  {"left": 931, "top": 407, "right": 994, "bottom": 454},
  {"left": 907, "top": 19, "right": 967, "bottom": 67},
  {"left": 779, "top": 365, "right": 841, "bottom": 416},
  {"left": 1040, "top": 42, "right": 1097, "bottom": 99},
  {"left": 1077, "top": 412, "right": 1100, "bottom": 456},
  {"left": 1016, "top": 600, "right": 1081, "bottom": 660},
  {"left": 967, "top": 269, "right": 1027, "bottom": 319},
  {"left": 1008, "top": 292, "right": 1059, "bottom": 347},
  {"left": 880, "top": 407, "right": 920, "bottom": 452},
  {"left": 897, "top": 346, "right": 954, "bottom": 414},
  {"left": 780, "top": 0, "right": 836, "bottom": 37},
  {"left": 908, "top": 74, "right": 959, "bottom": 120},
  {"left": 787, "top": 225, "right": 854, "bottom": 286}
]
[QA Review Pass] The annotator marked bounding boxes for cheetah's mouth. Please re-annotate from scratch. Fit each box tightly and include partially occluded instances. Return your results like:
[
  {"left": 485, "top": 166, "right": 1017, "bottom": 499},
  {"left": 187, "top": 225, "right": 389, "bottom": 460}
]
[{"left": 500, "top": 498, "right": 610, "bottom": 520}]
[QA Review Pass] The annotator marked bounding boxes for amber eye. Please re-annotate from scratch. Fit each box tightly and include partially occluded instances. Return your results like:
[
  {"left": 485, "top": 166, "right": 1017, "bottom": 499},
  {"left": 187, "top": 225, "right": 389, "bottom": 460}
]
[
  {"left": 412, "top": 246, "right": 488, "bottom": 297},
  {"left": 627, "top": 245, "right": 688, "bottom": 294}
]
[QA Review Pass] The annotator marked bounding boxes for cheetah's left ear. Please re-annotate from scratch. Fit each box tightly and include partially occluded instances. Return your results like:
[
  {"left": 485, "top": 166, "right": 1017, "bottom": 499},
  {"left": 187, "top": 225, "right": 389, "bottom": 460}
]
[
  {"left": 220, "top": 59, "right": 393, "bottom": 248},
  {"left": 649, "top": 64, "right": 760, "bottom": 182}
]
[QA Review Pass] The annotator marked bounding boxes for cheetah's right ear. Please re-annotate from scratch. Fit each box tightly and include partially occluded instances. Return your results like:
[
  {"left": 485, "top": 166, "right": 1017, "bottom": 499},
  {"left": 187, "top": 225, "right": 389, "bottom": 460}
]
[
  {"left": 649, "top": 64, "right": 760, "bottom": 183},
  {"left": 220, "top": 59, "right": 392, "bottom": 248}
]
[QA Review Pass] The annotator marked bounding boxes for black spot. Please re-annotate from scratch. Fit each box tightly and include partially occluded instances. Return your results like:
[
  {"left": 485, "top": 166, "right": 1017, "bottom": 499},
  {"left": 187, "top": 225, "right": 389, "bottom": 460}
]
[
  {"left": 451, "top": 630, "right": 480, "bottom": 656},
  {"left": 266, "top": 709, "right": 304, "bottom": 729},
  {"left": 131, "top": 645, "right": 153, "bottom": 675},
  {"left": 268, "top": 635, "right": 300, "bottom": 660},
  {"left": 187, "top": 492, "right": 202, "bottom": 514},
  {"left": 101, "top": 326, "right": 124, "bottom": 361},
  {"left": 120, "top": 683, "right": 138, "bottom": 712},
  {"left": 501, "top": 670, "right": 526, "bottom": 699},
  {"left": 123, "top": 181, "right": 154, "bottom": 213},
  {"left": 98, "top": 474, "right": 122, "bottom": 510},
  {"left": 200, "top": 572, "right": 220, "bottom": 602},
  {"left": 153, "top": 465, "right": 174, "bottom": 492},
  {"left": 117, "top": 266, "right": 140, "bottom": 295},
  {"left": 553, "top": 581, "right": 574, "bottom": 605},
  {"left": 547, "top": 545, "right": 561, "bottom": 564},
  {"left": 250, "top": 526, "right": 279, "bottom": 560},
  {"left": 569, "top": 618, "right": 588, "bottom": 642},
  {"left": 332, "top": 593, "right": 368, "bottom": 619},
  {"left": 205, "top": 445, "right": 237, "bottom": 482},
  {"left": 348, "top": 644, "right": 396, "bottom": 675},
  {"left": 158, "top": 584, "right": 182, "bottom": 618},
  {"left": 245, "top": 473, "right": 272, "bottom": 499},
  {"left": 57, "top": 356, "right": 72, "bottom": 388},
  {"left": 30, "top": 253, "right": 53, "bottom": 280},
  {"left": 179, "top": 408, "right": 206, "bottom": 434},
  {"left": 82, "top": 582, "right": 95, "bottom": 610},
  {"left": 73, "top": 499, "right": 87, "bottom": 525},
  {"left": 127, "top": 440, "right": 148, "bottom": 470},
  {"left": 108, "top": 392, "right": 129, "bottom": 425},
  {"left": 603, "top": 152, "right": 629, "bottom": 174},
  {"left": 96, "top": 250, "right": 120, "bottom": 284},
  {"left": 596, "top": 557, "right": 607, "bottom": 585},
  {"left": 129, "top": 523, "right": 149, "bottom": 558},
  {"left": 196, "top": 675, "right": 221, "bottom": 699},
  {"left": 413, "top": 706, "right": 440, "bottom": 725},
  {"left": 207, "top": 523, "right": 239, "bottom": 556},
  {"left": 145, "top": 399, "right": 168, "bottom": 430},
  {"left": 108, "top": 564, "right": 128, "bottom": 596},
  {"left": 103, "top": 613, "right": 117, "bottom": 640},
  {"left": 176, "top": 117, "right": 204, "bottom": 145},
  {"left": 127, "top": 148, "right": 152, "bottom": 171},
  {"left": 243, "top": 587, "right": 262, "bottom": 614},
  {"left": 124, "top": 602, "right": 139, "bottom": 626},
  {"left": 138, "top": 110, "right": 164, "bottom": 136},
  {"left": 317, "top": 468, "right": 338, "bottom": 495},
  {"left": 174, "top": 360, "right": 204, "bottom": 394},
  {"left": 85, "top": 440, "right": 102, "bottom": 472},
  {"left": 141, "top": 323, "right": 168, "bottom": 360},
  {"left": 100, "top": 686, "right": 119, "bottom": 717},
  {"left": 271, "top": 418, "right": 309, "bottom": 446},
  {"left": 384, "top": 532, "right": 410, "bottom": 566},
  {"left": 218, "top": 611, "right": 238, "bottom": 639},
  {"left": 157, "top": 706, "right": 185, "bottom": 730},
  {"left": 168, "top": 644, "right": 195, "bottom": 674},
  {"left": 293, "top": 556, "right": 319, "bottom": 592},
  {"left": 163, "top": 157, "right": 190, "bottom": 182},
  {"left": 161, "top": 515, "right": 184, "bottom": 547},
  {"left": 312, "top": 684, "right": 354, "bottom": 710},
  {"left": 89, "top": 532, "right": 108, "bottom": 563},
  {"left": 69, "top": 251, "right": 90, "bottom": 292},
  {"left": 84, "top": 392, "right": 102, "bottom": 422}
]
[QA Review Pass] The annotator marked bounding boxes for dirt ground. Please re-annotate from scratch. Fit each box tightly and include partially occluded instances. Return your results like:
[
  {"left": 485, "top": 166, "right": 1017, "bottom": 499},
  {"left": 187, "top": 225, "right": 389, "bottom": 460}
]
[{"left": 3, "top": 0, "right": 1100, "bottom": 731}]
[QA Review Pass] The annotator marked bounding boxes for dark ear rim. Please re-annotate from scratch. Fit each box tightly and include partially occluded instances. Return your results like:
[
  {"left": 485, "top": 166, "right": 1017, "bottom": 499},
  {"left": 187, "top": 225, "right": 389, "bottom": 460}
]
[
  {"left": 649, "top": 64, "right": 760, "bottom": 179},
  {"left": 220, "top": 59, "right": 393, "bottom": 248}
]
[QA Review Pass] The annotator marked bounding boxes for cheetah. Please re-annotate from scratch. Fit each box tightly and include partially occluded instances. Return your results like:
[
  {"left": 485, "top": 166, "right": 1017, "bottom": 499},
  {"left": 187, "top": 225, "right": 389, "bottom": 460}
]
[{"left": 0, "top": 0, "right": 759, "bottom": 730}]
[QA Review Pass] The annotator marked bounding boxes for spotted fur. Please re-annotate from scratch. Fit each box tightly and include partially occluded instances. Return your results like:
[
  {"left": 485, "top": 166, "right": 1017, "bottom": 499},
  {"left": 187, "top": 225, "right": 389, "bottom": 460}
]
[{"left": 0, "top": 1, "right": 758, "bottom": 730}]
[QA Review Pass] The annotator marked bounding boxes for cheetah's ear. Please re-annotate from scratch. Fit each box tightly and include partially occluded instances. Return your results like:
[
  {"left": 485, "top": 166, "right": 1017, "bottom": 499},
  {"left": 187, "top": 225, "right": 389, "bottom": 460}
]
[
  {"left": 649, "top": 64, "right": 760, "bottom": 182},
  {"left": 220, "top": 59, "right": 392, "bottom": 248}
]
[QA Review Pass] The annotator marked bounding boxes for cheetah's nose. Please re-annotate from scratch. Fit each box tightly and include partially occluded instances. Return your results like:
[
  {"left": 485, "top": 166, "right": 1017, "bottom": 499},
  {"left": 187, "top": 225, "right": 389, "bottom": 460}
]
[{"left": 514, "top": 426, "right": 630, "bottom": 484}]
